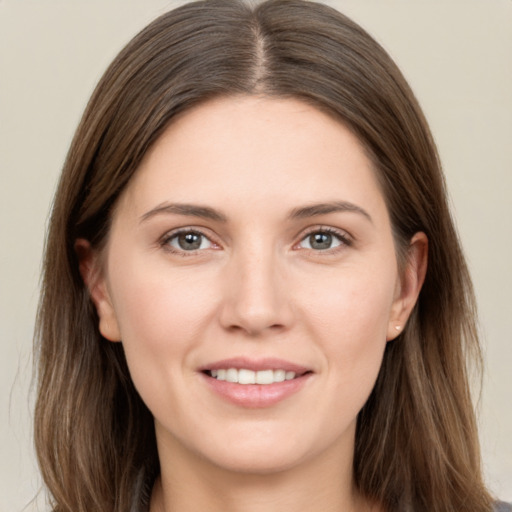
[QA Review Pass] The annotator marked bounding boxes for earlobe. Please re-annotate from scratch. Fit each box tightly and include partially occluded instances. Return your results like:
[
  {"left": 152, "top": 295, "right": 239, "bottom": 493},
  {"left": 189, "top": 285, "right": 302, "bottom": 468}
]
[
  {"left": 74, "top": 238, "right": 122, "bottom": 342},
  {"left": 387, "top": 232, "right": 428, "bottom": 341}
]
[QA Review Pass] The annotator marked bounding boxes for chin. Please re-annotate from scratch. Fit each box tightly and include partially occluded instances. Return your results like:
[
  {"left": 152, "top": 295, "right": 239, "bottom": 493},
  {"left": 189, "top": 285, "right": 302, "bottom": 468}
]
[
  {"left": 185, "top": 422, "right": 346, "bottom": 477},
  {"left": 205, "top": 446, "right": 309, "bottom": 476}
]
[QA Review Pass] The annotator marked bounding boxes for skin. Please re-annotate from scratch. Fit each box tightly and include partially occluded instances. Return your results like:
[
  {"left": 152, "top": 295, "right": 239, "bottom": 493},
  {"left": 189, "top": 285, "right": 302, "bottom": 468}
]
[{"left": 78, "top": 96, "right": 427, "bottom": 512}]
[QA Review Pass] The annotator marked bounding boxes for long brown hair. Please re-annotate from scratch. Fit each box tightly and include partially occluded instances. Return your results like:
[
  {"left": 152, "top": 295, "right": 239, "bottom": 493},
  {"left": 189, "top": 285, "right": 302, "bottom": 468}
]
[{"left": 34, "top": 1, "right": 493, "bottom": 511}]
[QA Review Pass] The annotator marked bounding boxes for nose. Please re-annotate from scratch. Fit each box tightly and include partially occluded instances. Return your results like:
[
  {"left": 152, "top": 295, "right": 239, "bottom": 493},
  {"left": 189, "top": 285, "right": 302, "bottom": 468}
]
[{"left": 218, "top": 246, "right": 293, "bottom": 337}]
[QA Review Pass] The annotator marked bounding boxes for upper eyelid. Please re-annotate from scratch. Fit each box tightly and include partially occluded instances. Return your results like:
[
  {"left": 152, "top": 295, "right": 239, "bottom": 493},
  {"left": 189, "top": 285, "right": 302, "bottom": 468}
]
[
  {"left": 161, "top": 226, "right": 215, "bottom": 239},
  {"left": 158, "top": 224, "right": 353, "bottom": 250},
  {"left": 159, "top": 226, "right": 219, "bottom": 248},
  {"left": 297, "top": 225, "right": 352, "bottom": 242}
]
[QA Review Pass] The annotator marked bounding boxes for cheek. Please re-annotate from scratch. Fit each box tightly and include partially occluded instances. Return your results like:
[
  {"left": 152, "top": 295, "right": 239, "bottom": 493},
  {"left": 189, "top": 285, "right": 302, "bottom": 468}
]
[
  {"left": 109, "top": 253, "right": 215, "bottom": 342},
  {"left": 298, "top": 262, "right": 396, "bottom": 390},
  {"left": 302, "top": 262, "right": 396, "bottom": 341},
  {"left": 106, "top": 255, "right": 218, "bottom": 398}
]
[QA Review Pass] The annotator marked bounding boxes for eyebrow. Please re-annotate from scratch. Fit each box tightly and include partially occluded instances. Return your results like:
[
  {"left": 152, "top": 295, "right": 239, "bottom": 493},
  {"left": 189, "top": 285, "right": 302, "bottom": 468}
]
[
  {"left": 140, "top": 202, "right": 228, "bottom": 223},
  {"left": 288, "top": 201, "right": 373, "bottom": 223},
  {"left": 140, "top": 200, "right": 372, "bottom": 224}
]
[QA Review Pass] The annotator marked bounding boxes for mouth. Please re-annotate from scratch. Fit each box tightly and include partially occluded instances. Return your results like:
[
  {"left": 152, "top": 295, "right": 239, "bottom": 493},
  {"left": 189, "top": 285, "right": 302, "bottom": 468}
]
[
  {"left": 203, "top": 368, "right": 310, "bottom": 385},
  {"left": 199, "top": 358, "right": 313, "bottom": 407}
]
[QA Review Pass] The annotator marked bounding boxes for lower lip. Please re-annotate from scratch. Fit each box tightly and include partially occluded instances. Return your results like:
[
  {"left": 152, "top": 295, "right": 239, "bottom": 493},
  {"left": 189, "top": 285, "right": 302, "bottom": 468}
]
[{"left": 202, "top": 373, "right": 312, "bottom": 408}]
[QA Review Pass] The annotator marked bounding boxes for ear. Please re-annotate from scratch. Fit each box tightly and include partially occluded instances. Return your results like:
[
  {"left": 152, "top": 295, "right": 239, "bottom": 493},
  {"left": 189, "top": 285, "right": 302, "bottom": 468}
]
[
  {"left": 75, "top": 238, "right": 121, "bottom": 342},
  {"left": 387, "top": 232, "right": 428, "bottom": 341}
]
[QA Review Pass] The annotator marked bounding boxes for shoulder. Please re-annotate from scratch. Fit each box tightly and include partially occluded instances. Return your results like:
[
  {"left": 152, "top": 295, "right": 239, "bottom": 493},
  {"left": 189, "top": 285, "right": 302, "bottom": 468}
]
[{"left": 494, "top": 502, "right": 512, "bottom": 512}]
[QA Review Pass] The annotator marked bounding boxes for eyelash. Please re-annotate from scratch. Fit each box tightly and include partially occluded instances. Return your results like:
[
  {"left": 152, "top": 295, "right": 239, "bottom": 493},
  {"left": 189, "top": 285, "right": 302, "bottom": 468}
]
[
  {"left": 296, "top": 226, "right": 353, "bottom": 253},
  {"left": 159, "top": 226, "right": 352, "bottom": 256},
  {"left": 159, "top": 228, "right": 219, "bottom": 256}
]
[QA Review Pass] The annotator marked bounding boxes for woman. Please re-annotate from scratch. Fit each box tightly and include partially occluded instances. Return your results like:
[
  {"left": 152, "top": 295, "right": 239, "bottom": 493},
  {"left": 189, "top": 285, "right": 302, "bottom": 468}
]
[{"left": 33, "top": 0, "right": 510, "bottom": 511}]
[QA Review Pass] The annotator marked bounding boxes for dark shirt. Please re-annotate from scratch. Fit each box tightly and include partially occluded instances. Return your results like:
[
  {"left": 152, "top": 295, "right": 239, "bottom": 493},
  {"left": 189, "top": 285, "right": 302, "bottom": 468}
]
[
  {"left": 495, "top": 502, "right": 512, "bottom": 512},
  {"left": 131, "top": 471, "right": 512, "bottom": 512}
]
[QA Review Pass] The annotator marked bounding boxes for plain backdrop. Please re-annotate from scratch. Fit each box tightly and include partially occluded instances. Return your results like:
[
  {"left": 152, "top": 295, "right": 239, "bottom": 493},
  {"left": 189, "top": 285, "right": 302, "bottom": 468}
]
[{"left": 1, "top": 1, "right": 510, "bottom": 510}]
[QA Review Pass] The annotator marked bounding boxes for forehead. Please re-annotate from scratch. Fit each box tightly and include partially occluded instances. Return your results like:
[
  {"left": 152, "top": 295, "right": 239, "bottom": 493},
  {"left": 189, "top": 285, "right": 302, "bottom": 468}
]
[{"left": 117, "top": 95, "right": 387, "bottom": 222}]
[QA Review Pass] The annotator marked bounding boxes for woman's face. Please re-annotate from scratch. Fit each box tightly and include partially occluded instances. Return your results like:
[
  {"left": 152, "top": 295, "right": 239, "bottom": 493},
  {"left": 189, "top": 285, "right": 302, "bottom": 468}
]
[{"left": 87, "top": 96, "right": 423, "bottom": 475}]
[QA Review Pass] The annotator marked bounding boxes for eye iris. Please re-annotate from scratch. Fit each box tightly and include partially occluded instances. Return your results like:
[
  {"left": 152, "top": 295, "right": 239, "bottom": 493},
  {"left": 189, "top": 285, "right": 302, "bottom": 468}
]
[
  {"left": 178, "top": 232, "right": 202, "bottom": 250},
  {"left": 310, "top": 232, "right": 332, "bottom": 250}
]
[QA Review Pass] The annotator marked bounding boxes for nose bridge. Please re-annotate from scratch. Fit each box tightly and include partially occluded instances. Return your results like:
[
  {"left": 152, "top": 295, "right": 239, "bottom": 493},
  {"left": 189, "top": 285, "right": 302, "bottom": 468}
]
[{"left": 220, "top": 238, "right": 290, "bottom": 335}]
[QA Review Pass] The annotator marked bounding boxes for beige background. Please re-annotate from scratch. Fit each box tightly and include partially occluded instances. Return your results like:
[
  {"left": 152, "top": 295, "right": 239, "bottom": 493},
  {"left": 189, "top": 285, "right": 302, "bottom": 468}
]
[{"left": 1, "top": 1, "right": 510, "bottom": 510}]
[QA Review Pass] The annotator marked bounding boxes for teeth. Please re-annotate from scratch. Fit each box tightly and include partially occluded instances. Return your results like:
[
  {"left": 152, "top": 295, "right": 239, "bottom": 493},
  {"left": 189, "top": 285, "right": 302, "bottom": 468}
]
[
  {"left": 239, "top": 369, "right": 256, "bottom": 384},
  {"left": 209, "top": 368, "right": 298, "bottom": 384},
  {"left": 255, "top": 369, "right": 272, "bottom": 384},
  {"left": 274, "top": 369, "right": 286, "bottom": 382},
  {"left": 226, "top": 368, "right": 238, "bottom": 383}
]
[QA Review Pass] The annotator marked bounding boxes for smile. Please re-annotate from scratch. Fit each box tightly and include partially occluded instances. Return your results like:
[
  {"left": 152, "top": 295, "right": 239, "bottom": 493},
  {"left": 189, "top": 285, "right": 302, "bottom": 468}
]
[
  {"left": 207, "top": 368, "right": 298, "bottom": 385},
  {"left": 200, "top": 358, "right": 313, "bottom": 408}
]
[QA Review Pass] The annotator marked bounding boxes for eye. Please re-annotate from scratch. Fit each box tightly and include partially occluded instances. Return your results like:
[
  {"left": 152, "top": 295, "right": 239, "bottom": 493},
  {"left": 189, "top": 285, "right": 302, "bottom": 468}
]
[
  {"left": 298, "top": 229, "right": 349, "bottom": 251},
  {"left": 164, "top": 230, "right": 214, "bottom": 252}
]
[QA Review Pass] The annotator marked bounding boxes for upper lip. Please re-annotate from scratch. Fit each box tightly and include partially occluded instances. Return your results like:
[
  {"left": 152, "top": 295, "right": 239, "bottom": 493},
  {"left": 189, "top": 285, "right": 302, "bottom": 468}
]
[{"left": 199, "top": 357, "right": 311, "bottom": 375}]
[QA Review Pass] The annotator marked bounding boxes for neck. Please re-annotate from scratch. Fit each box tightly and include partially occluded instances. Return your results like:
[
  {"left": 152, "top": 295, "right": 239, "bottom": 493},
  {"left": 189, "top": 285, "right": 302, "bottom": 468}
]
[{"left": 150, "top": 428, "right": 377, "bottom": 512}]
